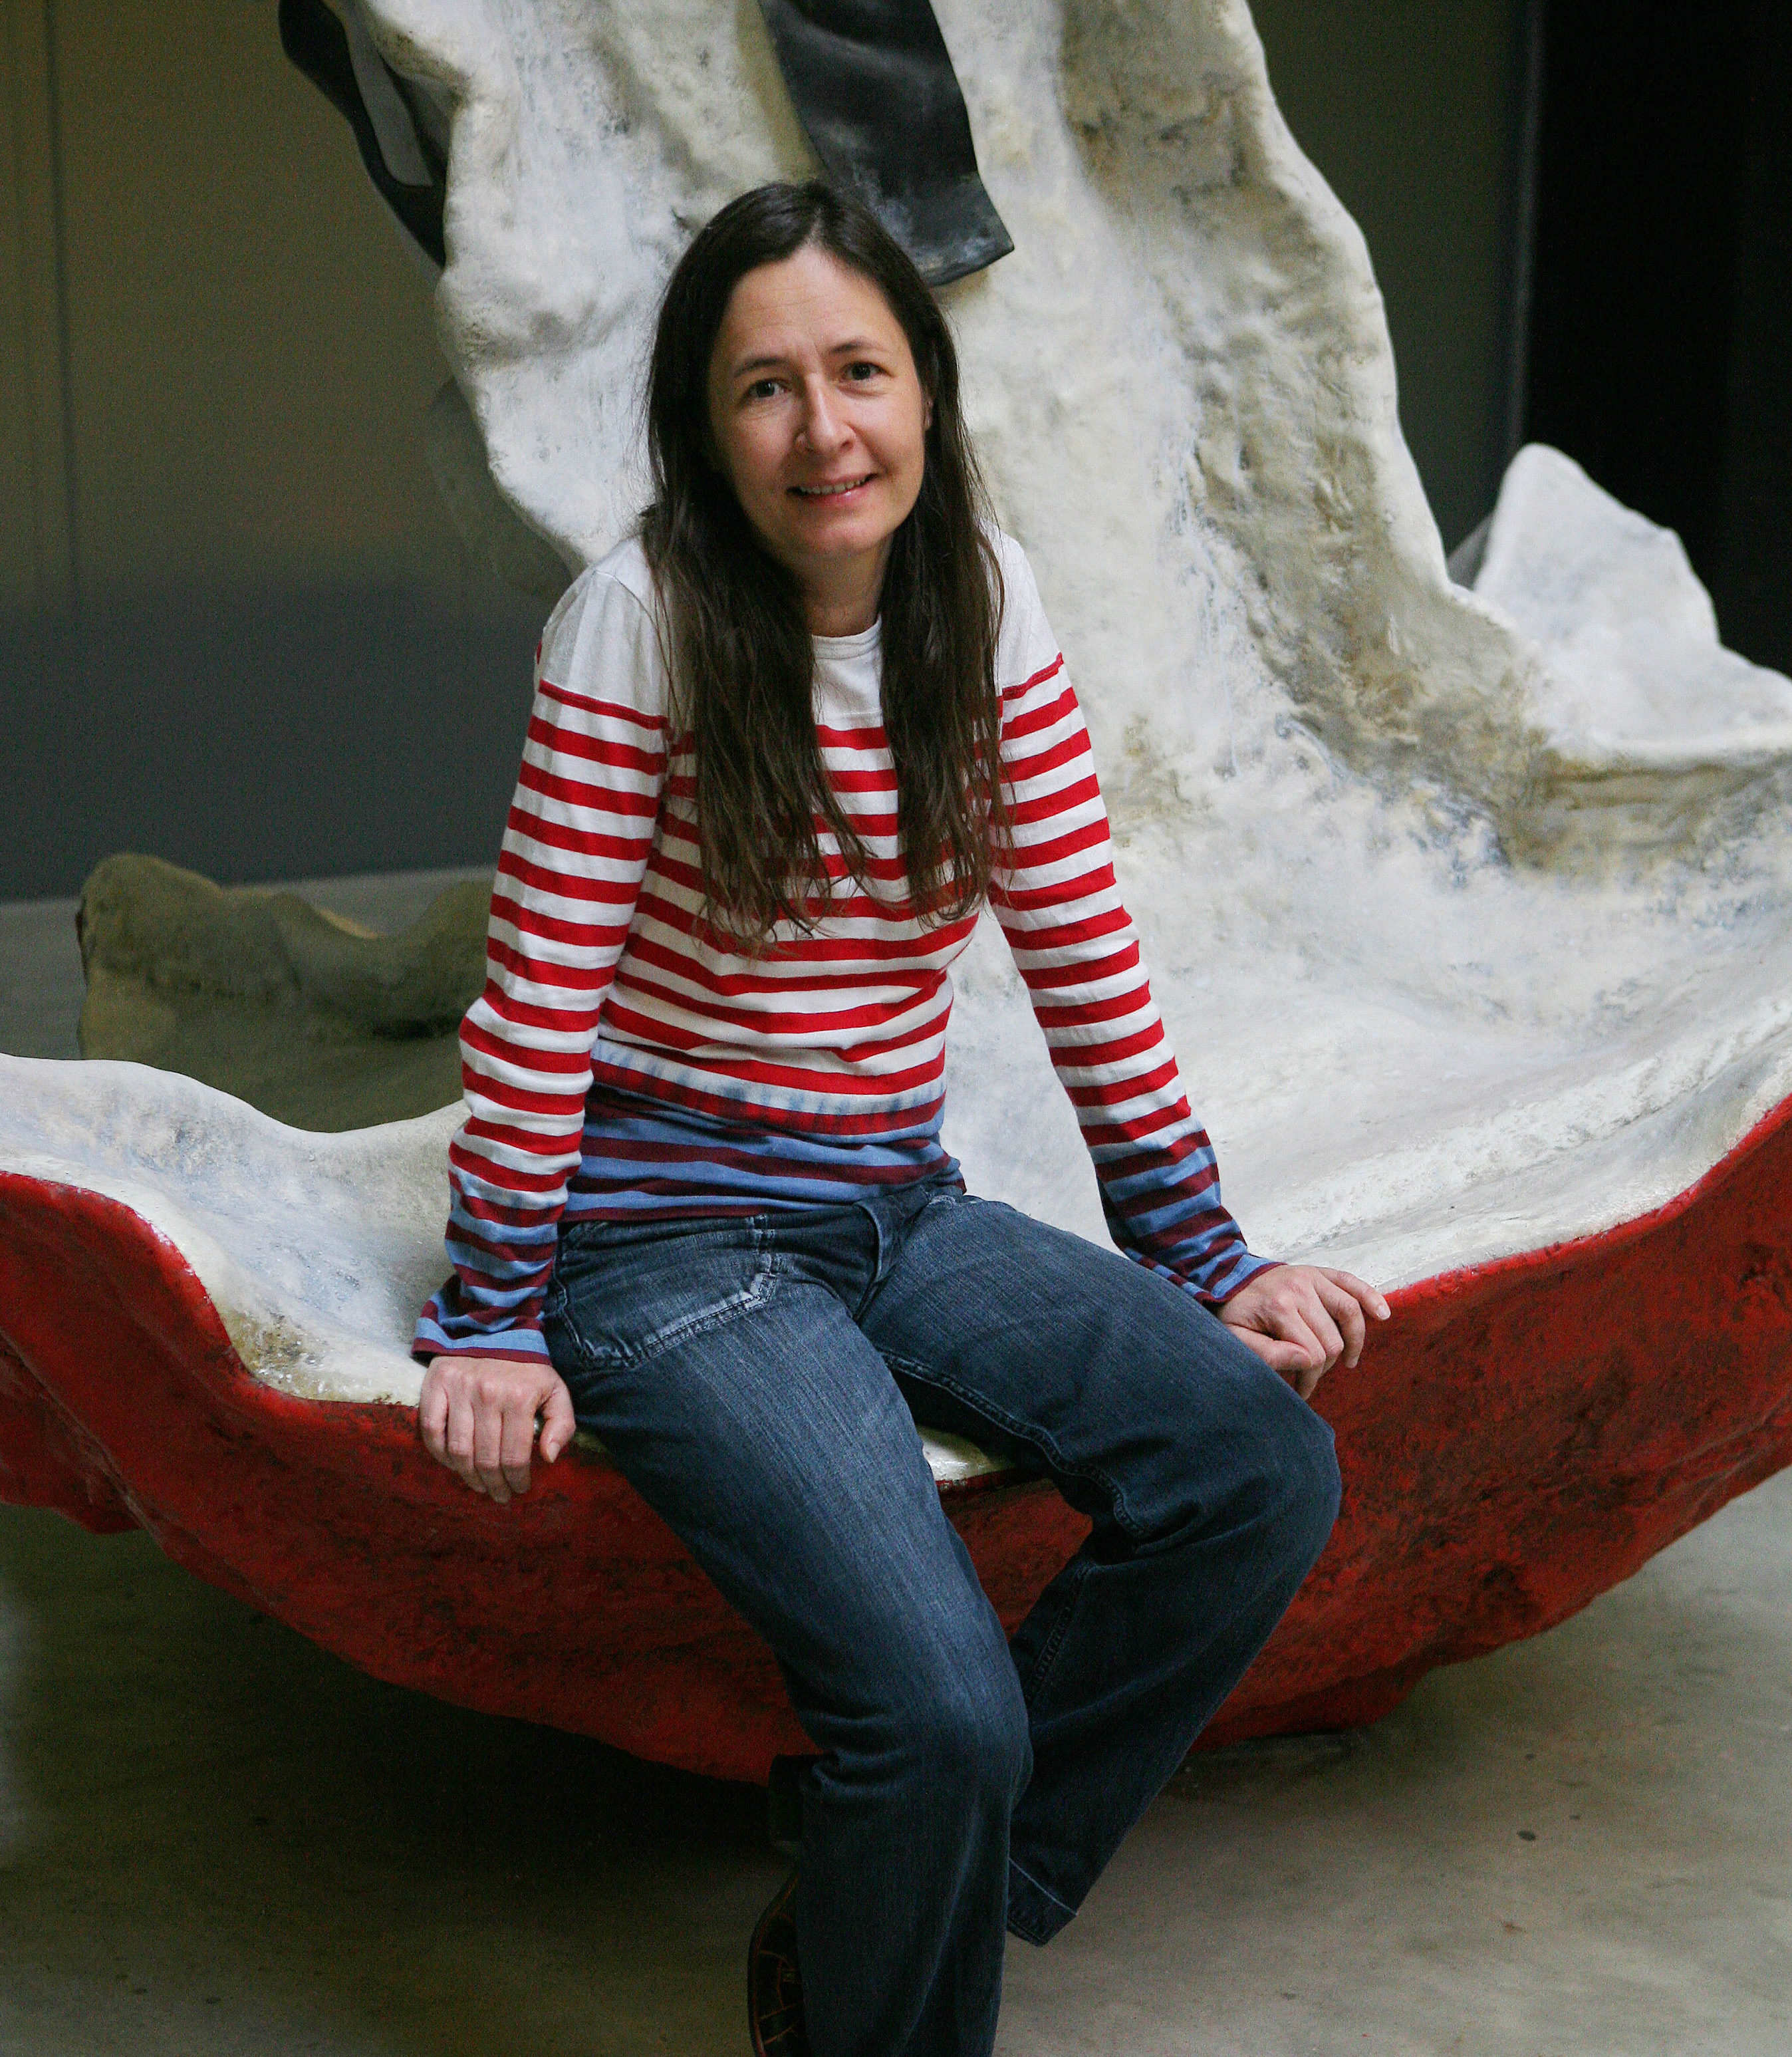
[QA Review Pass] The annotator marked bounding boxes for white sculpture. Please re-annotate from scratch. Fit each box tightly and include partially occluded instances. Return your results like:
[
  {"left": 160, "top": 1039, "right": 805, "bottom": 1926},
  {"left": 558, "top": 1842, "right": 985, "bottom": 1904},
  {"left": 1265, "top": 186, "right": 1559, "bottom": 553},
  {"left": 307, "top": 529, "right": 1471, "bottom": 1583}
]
[{"left": 5, "top": 0, "right": 1790, "bottom": 1423}]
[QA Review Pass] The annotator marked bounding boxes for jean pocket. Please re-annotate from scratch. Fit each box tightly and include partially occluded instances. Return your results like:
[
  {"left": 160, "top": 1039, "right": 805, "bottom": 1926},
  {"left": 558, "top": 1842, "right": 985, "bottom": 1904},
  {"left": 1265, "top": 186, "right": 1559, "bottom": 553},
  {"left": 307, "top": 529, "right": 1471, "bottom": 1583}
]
[{"left": 546, "top": 1220, "right": 779, "bottom": 1375}]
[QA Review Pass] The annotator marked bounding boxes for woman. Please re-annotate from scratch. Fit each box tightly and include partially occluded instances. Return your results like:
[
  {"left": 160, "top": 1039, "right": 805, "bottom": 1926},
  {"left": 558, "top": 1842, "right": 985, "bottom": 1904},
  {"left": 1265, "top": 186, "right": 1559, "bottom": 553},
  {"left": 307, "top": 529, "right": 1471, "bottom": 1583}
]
[{"left": 416, "top": 180, "right": 1385, "bottom": 2057}]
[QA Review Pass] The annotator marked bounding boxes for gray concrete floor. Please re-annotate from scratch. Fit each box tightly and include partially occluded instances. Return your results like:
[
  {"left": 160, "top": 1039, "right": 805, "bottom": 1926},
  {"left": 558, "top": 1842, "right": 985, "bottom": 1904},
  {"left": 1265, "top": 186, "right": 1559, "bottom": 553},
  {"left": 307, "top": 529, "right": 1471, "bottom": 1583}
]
[{"left": 3, "top": 877, "right": 1789, "bottom": 2054}]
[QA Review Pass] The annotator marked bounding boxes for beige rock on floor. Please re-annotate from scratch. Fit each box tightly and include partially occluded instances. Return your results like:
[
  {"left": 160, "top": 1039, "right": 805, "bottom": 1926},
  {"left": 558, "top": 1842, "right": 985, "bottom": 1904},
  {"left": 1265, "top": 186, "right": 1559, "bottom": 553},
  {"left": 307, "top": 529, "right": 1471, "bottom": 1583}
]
[{"left": 74, "top": 854, "right": 489, "bottom": 1132}]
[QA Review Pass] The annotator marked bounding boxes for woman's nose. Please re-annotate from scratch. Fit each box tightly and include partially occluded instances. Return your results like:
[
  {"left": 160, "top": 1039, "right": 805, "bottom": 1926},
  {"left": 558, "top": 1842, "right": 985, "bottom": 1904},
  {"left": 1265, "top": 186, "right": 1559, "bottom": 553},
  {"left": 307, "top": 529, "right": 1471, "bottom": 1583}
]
[{"left": 796, "top": 380, "right": 849, "bottom": 452}]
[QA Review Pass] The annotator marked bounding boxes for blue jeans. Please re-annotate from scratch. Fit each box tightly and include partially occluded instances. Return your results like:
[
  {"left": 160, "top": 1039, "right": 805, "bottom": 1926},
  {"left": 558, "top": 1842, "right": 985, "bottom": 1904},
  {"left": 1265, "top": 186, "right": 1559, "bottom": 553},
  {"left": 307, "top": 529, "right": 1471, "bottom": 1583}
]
[{"left": 543, "top": 1176, "right": 1339, "bottom": 2057}]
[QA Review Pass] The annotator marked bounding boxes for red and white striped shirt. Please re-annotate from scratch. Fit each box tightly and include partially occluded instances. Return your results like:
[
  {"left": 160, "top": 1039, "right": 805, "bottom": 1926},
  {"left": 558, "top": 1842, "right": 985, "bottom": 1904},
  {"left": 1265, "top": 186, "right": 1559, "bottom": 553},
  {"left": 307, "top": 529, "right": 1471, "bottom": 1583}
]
[{"left": 416, "top": 530, "right": 1268, "bottom": 1362}]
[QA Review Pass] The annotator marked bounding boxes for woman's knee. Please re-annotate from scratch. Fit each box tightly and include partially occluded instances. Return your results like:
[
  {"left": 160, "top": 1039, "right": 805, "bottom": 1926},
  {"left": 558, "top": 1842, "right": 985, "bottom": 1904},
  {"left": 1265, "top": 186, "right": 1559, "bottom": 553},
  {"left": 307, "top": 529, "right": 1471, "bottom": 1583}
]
[
  {"left": 1157, "top": 1363, "right": 1341, "bottom": 1574},
  {"left": 1271, "top": 1397, "right": 1341, "bottom": 1574},
  {"left": 892, "top": 1628, "right": 1032, "bottom": 1810},
  {"left": 918, "top": 1676, "right": 1031, "bottom": 1811}
]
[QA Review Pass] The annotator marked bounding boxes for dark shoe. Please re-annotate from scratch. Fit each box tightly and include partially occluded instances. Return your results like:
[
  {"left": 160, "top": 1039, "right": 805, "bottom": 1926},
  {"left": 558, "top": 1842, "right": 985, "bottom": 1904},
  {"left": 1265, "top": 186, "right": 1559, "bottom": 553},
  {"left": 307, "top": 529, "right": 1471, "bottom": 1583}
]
[{"left": 748, "top": 1869, "right": 811, "bottom": 2056}]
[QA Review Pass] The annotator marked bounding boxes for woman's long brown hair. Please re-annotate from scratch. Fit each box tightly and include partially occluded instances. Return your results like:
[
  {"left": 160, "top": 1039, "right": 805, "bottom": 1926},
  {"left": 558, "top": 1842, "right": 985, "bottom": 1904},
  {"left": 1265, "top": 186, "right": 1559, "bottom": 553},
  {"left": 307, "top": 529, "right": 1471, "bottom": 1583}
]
[{"left": 640, "top": 181, "right": 1008, "bottom": 953}]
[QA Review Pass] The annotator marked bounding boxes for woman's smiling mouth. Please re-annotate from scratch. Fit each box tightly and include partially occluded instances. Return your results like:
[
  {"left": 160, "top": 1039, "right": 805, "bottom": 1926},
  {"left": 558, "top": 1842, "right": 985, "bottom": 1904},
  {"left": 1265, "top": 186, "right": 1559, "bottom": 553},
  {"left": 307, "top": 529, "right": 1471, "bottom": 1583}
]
[{"left": 791, "top": 474, "right": 874, "bottom": 498}]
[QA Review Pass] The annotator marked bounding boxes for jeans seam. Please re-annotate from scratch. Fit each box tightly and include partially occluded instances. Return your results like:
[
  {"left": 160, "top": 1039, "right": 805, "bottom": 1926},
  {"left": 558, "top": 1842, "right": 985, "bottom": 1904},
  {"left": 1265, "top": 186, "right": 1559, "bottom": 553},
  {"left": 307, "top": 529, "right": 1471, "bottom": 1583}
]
[
  {"left": 1015, "top": 1554, "right": 1092, "bottom": 1705},
  {"left": 880, "top": 1353, "right": 1134, "bottom": 1706},
  {"left": 1008, "top": 1856, "right": 1075, "bottom": 1919},
  {"left": 879, "top": 1353, "right": 1146, "bottom": 1546},
  {"left": 556, "top": 1216, "right": 775, "bottom": 1272}
]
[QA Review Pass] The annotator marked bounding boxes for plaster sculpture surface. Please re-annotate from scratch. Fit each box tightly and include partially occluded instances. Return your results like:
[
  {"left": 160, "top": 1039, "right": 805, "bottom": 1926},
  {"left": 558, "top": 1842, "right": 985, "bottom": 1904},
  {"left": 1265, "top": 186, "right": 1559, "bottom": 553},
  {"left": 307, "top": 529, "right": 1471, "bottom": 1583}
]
[{"left": 5, "top": 0, "right": 1792, "bottom": 1777}]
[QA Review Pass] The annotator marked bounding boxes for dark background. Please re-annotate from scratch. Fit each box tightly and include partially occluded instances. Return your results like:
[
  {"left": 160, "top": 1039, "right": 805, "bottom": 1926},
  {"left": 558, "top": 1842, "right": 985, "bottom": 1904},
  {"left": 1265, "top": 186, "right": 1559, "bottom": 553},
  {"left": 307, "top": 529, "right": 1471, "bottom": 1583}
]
[
  {"left": 1522, "top": 0, "right": 1791, "bottom": 678},
  {"left": 2, "top": 0, "right": 1787, "bottom": 898}
]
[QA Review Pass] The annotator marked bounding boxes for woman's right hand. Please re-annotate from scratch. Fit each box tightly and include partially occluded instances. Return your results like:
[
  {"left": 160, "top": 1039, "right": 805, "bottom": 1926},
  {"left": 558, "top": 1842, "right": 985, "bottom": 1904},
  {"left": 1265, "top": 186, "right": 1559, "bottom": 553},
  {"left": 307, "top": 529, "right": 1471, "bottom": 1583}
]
[{"left": 418, "top": 1354, "right": 577, "bottom": 1505}]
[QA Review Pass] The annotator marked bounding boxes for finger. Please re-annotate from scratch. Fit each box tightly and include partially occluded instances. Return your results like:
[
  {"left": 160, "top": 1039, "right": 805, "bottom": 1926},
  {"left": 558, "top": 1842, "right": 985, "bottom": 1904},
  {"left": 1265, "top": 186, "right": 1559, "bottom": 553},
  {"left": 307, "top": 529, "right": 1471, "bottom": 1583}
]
[
  {"left": 1315, "top": 1278, "right": 1366, "bottom": 1367},
  {"left": 1225, "top": 1325, "right": 1319, "bottom": 1376},
  {"left": 539, "top": 1379, "right": 576, "bottom": 1464},
  {"left": 1257, "top": 1298, "right": 1329, "bottom": 1372},
  {"left": 1296, "top": 1296, "right": 1346, "bottom": 1373},
  {"left": 473, "top": 1391, "right": 511, "bottom": 1504},
  {"left": 1271, "top": 1315, "right": 1333, "bottom": 1400},
  {"left": 445, "top": 1387, "right": 487, "bottom": 1496},
  {"left": 1292, "top": 1284, "right": 1349, "bottom": 1365},
  {"left": 1320, "top": 1268, "right": 1391, "bottom": 1323},
  {"left": 499, "top": 1398, "right": 537, "bottom": 1498},
  {"left": 1240, "top": 1327, "right": 1328, "bottom": 1401},
  {"left": 418, "top": 1363, "right": 451, "bottom": 1462},
  {"left": 1222, "top": 1300, "right": 1325, "bottom": 1372}
]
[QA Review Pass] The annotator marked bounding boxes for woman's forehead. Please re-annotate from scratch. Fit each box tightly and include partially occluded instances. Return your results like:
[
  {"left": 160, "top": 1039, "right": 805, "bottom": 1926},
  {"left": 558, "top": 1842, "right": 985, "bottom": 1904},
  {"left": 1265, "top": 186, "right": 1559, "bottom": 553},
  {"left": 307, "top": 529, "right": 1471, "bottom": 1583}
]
[{"left": 715, "top": 249, "right": 905, "bottom": 369}]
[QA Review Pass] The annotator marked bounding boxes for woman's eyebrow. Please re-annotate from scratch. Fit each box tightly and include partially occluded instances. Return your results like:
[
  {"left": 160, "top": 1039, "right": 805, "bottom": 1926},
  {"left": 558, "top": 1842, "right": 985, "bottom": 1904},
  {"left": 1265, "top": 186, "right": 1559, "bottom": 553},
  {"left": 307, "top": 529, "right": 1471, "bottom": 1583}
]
[{"left": 729, "top": 337, "right": 890, "bottom": 380}]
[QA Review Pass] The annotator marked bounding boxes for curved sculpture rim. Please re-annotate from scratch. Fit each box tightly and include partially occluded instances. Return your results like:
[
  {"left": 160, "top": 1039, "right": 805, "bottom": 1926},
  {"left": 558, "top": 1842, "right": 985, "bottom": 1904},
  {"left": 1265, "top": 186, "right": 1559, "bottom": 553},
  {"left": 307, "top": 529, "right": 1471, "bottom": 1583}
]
[{"left": 5, "top": 1085, "right": 1789, "bottom": 1784}]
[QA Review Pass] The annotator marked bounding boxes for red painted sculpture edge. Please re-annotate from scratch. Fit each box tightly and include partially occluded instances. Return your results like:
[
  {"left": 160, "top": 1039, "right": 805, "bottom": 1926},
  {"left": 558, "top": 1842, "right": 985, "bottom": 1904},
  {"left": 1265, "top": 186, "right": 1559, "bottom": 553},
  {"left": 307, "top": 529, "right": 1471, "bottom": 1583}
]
[{"left": 3, "top": 1091, "right": 1790, "bottom": 1782}]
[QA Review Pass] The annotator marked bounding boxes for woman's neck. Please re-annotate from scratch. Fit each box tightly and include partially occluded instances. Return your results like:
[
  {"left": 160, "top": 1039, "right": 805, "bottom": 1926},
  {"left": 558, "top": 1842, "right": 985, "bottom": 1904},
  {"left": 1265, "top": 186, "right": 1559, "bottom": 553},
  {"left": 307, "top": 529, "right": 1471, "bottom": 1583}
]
[{"left": 799, "top": 539, "right": 890, "bottom": 638}]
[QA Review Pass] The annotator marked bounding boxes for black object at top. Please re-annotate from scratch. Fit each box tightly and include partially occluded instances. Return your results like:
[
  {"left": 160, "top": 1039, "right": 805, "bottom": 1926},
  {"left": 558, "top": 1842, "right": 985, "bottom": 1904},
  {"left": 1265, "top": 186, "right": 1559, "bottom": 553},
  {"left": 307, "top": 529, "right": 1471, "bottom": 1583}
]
[
  {"left": 757, "top": 0, "right": 1012, "bottom": 285},
  {"left": 279, "top": 0, "right": 447, "bottom": 269},
  {"left": 277, "top": 0, "right": 1010, "bottom": 289}
]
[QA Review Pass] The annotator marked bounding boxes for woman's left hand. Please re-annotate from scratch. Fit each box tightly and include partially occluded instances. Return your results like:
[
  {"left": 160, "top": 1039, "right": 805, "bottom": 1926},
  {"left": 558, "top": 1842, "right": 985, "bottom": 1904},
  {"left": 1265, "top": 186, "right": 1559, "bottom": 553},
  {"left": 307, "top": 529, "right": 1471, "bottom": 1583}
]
[{"left": 1218, "top": 1266, "right": 1390, "bottom": 1400}]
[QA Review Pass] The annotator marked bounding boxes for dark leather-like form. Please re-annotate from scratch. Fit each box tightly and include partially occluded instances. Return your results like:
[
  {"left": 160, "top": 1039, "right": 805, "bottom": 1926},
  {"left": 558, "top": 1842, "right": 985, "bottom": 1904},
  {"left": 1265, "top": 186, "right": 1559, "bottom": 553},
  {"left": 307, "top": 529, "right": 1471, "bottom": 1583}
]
[
  {"left": 757, "top": 0, "right": 1013, "bottom": 285},
  {"left": 279, "top": 0, "right": 1011, "bottom": 287},
  {"left": 279, "top": 0, "right": 447, "bottom": 269}
]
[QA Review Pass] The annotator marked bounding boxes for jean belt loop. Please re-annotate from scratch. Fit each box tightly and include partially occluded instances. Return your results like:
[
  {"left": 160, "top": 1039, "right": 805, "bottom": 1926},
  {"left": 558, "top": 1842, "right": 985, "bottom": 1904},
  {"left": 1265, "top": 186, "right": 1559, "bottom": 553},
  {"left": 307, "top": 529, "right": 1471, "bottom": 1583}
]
[{"left": 851, "top": 1194, "right": 895, "bottom": 1291}]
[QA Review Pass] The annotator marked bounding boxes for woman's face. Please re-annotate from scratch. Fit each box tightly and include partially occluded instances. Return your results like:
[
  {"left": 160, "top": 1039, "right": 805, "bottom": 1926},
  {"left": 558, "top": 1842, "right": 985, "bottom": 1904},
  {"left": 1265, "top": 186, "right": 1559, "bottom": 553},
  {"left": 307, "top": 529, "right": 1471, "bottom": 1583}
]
[{"left": 705, "top": 244, "right": 932, "bottom": 624}]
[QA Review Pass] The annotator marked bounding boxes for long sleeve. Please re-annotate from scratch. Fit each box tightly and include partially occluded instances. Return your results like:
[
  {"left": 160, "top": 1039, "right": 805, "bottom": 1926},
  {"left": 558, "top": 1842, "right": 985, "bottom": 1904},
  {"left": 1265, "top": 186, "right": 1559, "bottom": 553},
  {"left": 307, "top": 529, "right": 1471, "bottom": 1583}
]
[
  {"left": 989, "top": 549, "right": 1274, "bottom": 1307},
  {"left": 414, "top": 565, "right": 670, "bottom": 1363}
]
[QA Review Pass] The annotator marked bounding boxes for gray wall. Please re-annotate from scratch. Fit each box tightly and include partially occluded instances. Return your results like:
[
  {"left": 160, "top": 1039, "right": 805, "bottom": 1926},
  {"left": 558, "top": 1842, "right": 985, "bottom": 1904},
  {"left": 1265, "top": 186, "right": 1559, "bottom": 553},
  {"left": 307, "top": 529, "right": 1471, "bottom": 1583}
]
[
  {"left": 1251, "top": 0, "right": 1529, "bottom": 557},
  {"left": 0, "top": 0, "right": 545, "bottom": 900},
  {"left": 0, "top": 0, "right": 1527, "bottom": 899}
]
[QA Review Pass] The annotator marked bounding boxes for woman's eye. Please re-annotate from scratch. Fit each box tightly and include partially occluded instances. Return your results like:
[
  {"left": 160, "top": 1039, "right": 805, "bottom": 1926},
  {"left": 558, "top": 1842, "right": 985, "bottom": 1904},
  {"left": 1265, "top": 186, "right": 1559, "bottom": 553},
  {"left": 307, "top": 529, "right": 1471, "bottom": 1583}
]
[
  {"left": 746, "top": 378, "right": 781, "bottom": 401},
  {"left": 846, "top": 361, "right": 881, "bottom": 382}
]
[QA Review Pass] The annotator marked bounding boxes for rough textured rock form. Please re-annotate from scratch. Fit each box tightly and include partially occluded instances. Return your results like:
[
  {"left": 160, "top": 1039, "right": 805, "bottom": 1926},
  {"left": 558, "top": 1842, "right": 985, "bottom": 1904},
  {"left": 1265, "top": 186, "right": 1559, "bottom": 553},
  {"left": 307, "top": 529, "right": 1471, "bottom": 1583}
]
[
  {"left": 1474, "top": 446, "right": 1792, "bottom": 849},
  {"left": 76, "top": 855, "right": 483, "bottom": 1131},
  {"left": 321, "top": 0, "right": 1792, "bottom": 1285},
  {"left": 350, "top": 0, "right": 1792, "bottom": 847}
]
